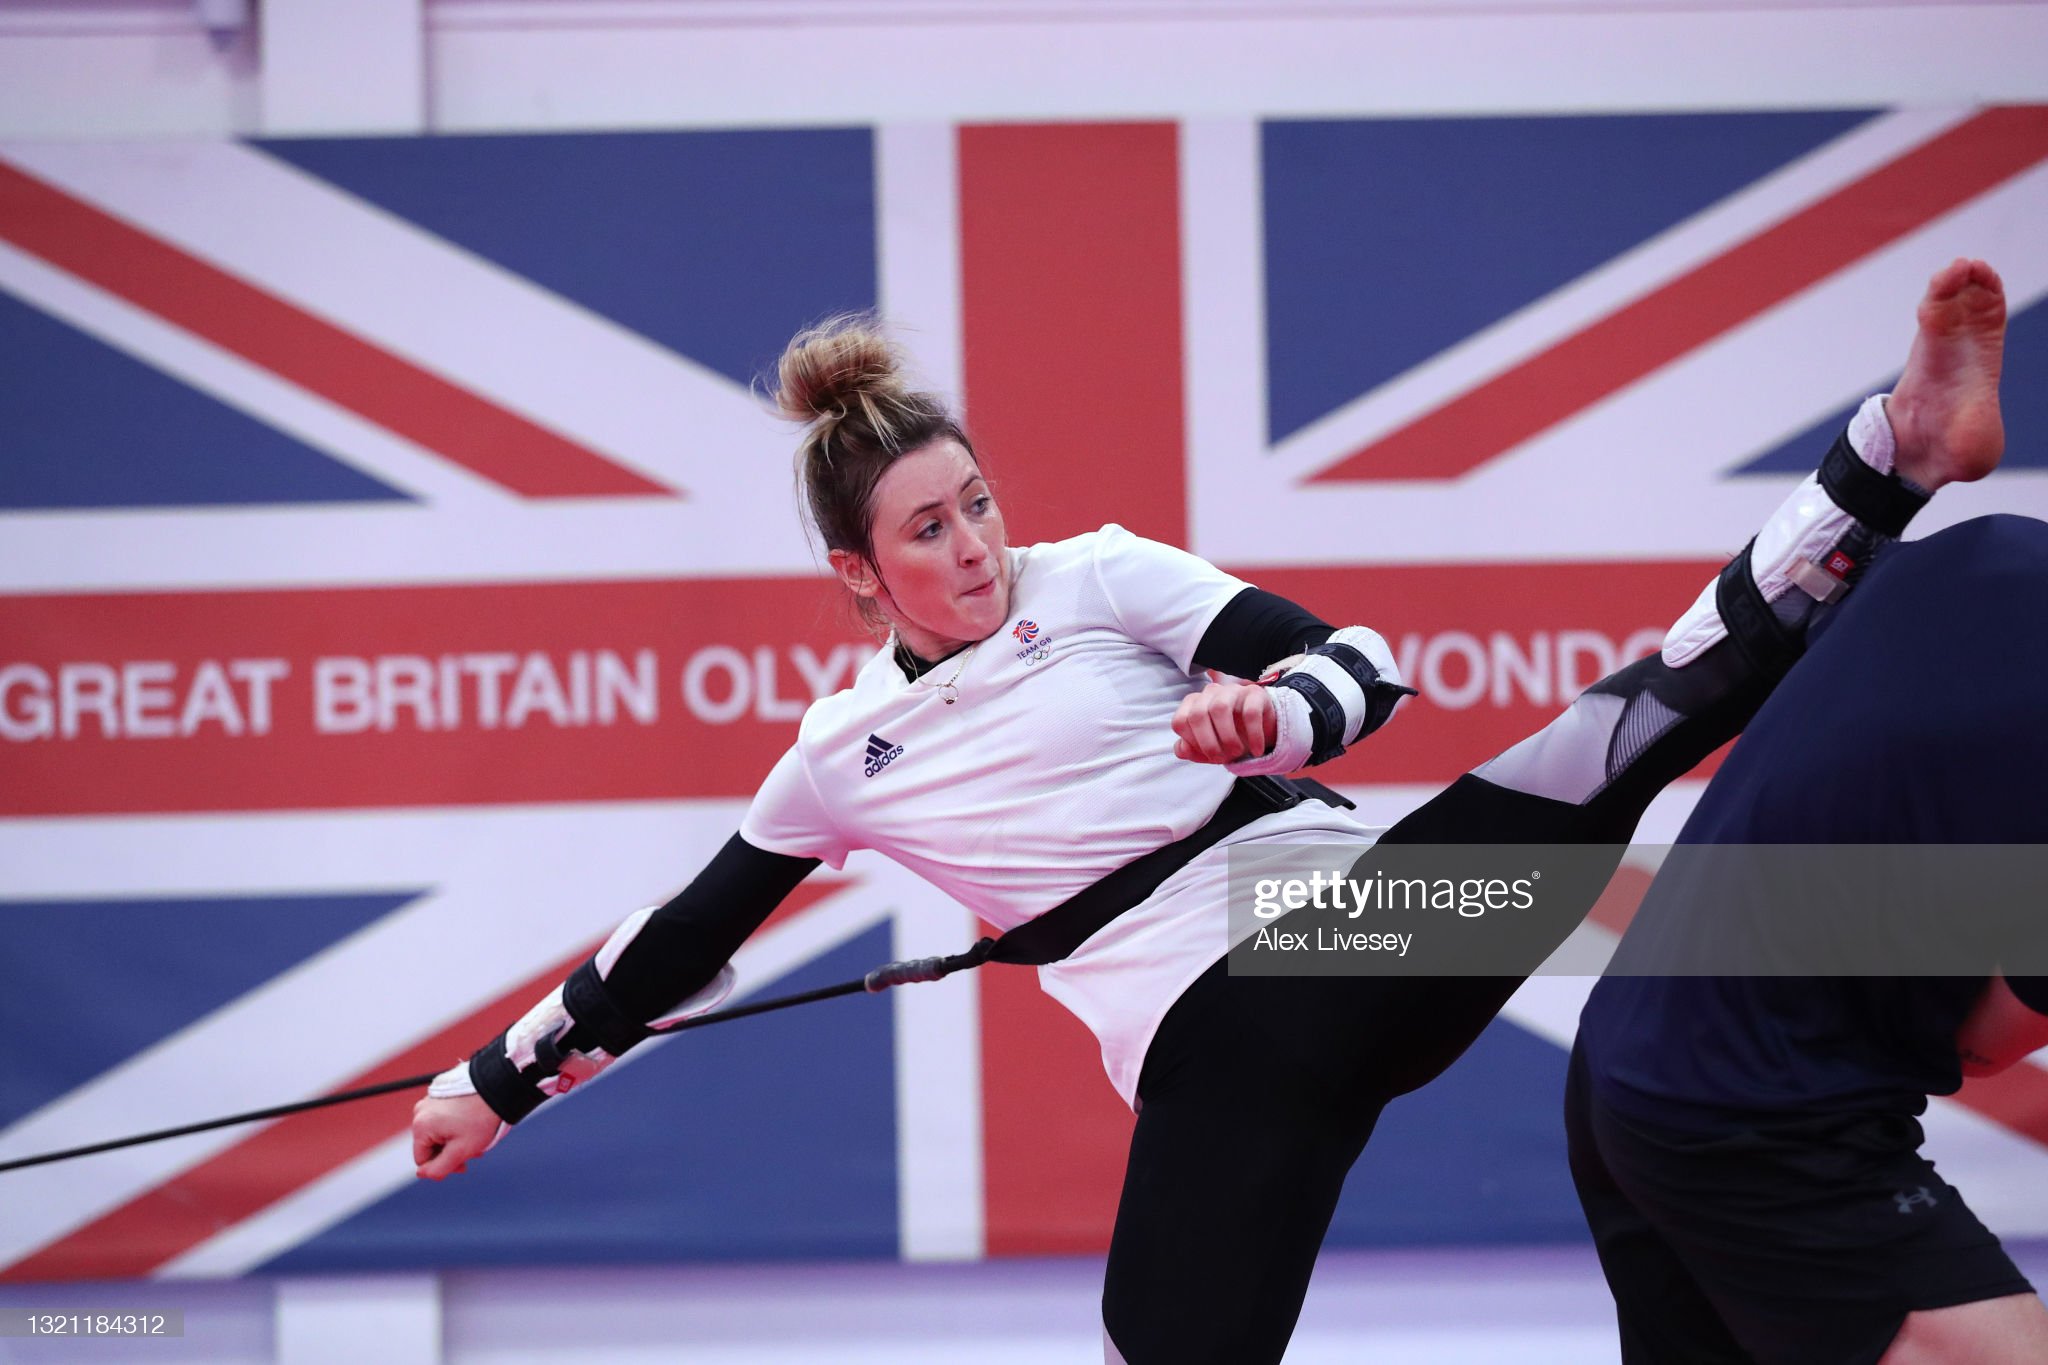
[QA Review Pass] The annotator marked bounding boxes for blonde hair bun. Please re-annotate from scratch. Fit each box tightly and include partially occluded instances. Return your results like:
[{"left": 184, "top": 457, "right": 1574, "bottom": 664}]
[
  {"left": 770, "top": 315, "right": 974, "bottom": 637},
  {"left": 774, "top": 315, "right": 913, "bottom": 436}
]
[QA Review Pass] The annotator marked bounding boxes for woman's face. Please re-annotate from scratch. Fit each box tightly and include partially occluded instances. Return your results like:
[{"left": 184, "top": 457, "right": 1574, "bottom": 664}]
[{"left": 831, "top": 439, "right": 1010, "bottom": 660}]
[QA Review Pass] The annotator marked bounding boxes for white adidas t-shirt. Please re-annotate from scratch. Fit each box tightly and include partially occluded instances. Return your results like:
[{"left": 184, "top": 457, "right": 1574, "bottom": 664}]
[{"left": 740, "top": 524, "right": 1385, "bottom": 1105}]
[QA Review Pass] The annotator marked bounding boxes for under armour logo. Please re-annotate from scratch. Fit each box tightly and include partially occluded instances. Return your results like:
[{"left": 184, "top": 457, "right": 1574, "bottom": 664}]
[{"left": 1894, "top": 1186, "right": 1938, "bottom": 1214}]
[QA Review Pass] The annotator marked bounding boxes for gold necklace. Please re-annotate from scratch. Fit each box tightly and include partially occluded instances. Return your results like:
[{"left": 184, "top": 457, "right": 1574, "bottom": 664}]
[
  {"left": 932, "top": 642, "right": 977, "bottom": 704},
  {"left": 902, "top": 640, "right": 978, "bottom": 705}
]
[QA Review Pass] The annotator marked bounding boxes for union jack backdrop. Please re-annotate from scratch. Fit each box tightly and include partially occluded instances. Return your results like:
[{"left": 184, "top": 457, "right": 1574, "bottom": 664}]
[{"left": 4, "top": 107, "right": 2048, "bottom": 1282}]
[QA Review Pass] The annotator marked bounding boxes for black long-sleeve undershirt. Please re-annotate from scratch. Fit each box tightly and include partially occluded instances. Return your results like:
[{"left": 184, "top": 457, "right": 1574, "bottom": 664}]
[
  {"left": 601, "top": 584, "right": 1334, "bottom": 1027},
  {"left": 1191, "top": 586, "right": 1334, "bottom": 679},
  {"left": 603, "top": 834, "right": 819, "bottom": 1023}
]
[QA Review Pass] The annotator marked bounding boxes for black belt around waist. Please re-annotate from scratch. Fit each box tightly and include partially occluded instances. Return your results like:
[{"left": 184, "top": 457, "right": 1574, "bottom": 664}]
[{"left": 987, "top": 774, "right": 1356, "bottom": 967}]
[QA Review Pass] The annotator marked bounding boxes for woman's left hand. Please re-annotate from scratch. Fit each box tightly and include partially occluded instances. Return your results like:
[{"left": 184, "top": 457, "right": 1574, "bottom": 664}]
[{"left": 1172, "top": 682, "right": 1279, "bottom": 764}]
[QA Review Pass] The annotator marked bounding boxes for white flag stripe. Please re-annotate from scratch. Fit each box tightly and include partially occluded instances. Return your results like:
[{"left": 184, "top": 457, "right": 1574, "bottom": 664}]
[
  {"left": 882, "top": 872, "right": 986, "bottom": 1262},
  {"left": 156, "top": 1133, "right": 417, "bottom": 1281},
  {"left": 0, "top": 236, "right": 516, "bottom": 510},
  {"left": 1500, "top": 974, "right": 1598, "bottom": 1053},
  {"left": 1187, "top": 112, "right": 2048, "bottom": 568},
  {"left": 1179, "top": 115, "right": 1266, "bottom": 569},
  {"left": 157, "top": 885, "right": 902, "bottom": 1279},
  {"left": 1184, "top": 107, "right": 1961, "bottom": 548},
  {"left": 876, "top": 121, "right": 966, "bottom": 422},
  {"left": 1269, "top": 109, "right": 1980, "bottom": 477},
  {"left": 0, "top": 802, "right": 742, "bottom": 907},
  {"left": 0, "top": 140, "right": 789, "bottom": 507},
  {"left": 0, "top": 491, "right": 843, "bottom": 591},
  {"left": 1447, "top": 166, "right": 2048, "bottom": 527},
  {"left": 0, "top": 803, "right": 751, "bottom": 1265}
]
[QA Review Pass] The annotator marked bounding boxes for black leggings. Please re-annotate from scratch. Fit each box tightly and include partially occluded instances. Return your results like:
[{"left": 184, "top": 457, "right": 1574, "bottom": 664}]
[{"left": 1101, "top": 646, "right": 1780, "bottom": 1365}]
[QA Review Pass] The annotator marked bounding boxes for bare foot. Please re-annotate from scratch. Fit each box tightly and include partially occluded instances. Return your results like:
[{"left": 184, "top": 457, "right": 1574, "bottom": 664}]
[{"left": 1888, "top": 257, "right": 2006, "bottom": 490}]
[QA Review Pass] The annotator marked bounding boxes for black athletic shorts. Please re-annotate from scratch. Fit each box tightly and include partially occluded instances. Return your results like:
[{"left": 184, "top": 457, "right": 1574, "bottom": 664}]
[{"left": 1565, "top": 1045, "right": 2033, "bottom": 1365}]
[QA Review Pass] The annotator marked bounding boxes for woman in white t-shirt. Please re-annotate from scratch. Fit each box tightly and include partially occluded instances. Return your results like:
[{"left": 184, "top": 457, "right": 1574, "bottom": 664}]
[{"left": 412, "top": 259, "right": 2009, "bottom": 1365}]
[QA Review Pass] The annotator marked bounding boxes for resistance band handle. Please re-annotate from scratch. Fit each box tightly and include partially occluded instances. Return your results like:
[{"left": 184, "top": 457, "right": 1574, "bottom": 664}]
[{"left": 863, "top": 937, "right": 998, "bottom": 991}]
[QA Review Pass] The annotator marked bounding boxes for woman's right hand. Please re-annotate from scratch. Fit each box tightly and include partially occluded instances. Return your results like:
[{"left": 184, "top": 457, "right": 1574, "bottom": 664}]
[
  {"left": 412, "top": 1092, "right": 502, "bottom": 1180},
  {"left": 1172, "top": 680, "right": 1280, "bottom": 765}
]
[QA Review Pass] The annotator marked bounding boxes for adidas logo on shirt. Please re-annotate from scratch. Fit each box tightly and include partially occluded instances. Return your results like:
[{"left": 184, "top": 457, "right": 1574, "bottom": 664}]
[{"left": 864, "top": 733, "right": 905, "bottom": 778}]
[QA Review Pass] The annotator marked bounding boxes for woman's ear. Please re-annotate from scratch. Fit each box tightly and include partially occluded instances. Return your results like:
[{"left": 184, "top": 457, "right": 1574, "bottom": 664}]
[{"left": 829, "top": 548, "right": 879, "bottom": 598}]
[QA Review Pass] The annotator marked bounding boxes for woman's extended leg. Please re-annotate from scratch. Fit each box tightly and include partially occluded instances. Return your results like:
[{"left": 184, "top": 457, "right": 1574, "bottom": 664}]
[
  {"left": 1364, "top": 257, "right": 2008, "bottom": 1096},
  {"left": 1101, "top": 425, "right": 1914, "bottom": 1362},
  {"left": 1099, "top": 260, "right": 2009, "bottom": 1365}
]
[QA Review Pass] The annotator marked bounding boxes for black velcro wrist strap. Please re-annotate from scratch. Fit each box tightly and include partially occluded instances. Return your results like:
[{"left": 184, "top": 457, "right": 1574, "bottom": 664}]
[
  {"left": 1714, "top": 540, "right": 1802, "bottom": 680},
  {"left": 1818, "top": 428, "right": 1928, "bottom": 539},
  {"left": 563, "top": 958, "right": 654, "bottom": 1056},
  {"left": 468, "top": 1030, "right": 548, "bottom": 1125},
  {"left": 1305, "top": 640, "right": 1417, "bottom": 742},
  {"left": 1309, "top": 640, "right": 1378, "bottom": 689},
  {"left": 1271, "top": 673, "right": 1348, "bottom": 766},
  {"left": 1360, "top": 680, "right": 1418, "bottom": 739}
]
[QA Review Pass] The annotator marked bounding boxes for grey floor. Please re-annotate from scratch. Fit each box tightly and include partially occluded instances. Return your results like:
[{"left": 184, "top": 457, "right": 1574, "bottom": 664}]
[{"left": 4, "top": 1240, "right": 2046, "bottom": 1363}]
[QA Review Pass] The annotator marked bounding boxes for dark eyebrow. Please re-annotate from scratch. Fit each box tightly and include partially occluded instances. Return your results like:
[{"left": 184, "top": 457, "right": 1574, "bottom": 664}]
[{"left": 900, "top": 474, "right": 986, "bottom": 529}]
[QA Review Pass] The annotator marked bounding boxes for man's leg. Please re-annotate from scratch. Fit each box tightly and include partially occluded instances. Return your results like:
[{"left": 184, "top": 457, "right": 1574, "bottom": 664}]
[
  {"left": 1882, "top": 1294, "right": 2048, "bottom": 1364},
  {"left": 1564, "top": 1043, "right": 1757, "bottom": 1365}
]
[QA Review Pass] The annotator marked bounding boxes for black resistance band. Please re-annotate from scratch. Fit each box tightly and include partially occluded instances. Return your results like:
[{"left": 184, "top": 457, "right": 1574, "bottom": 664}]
[{"left": 0, "top": 777, "right": 1348, "bottom": 1175}]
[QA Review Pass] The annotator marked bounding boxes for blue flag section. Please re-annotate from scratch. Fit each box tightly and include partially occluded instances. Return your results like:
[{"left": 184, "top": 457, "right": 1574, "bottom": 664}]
[
  {"left": 1737, "top": 295, "right": 2048, "bottom": 473},
  {"left": 257, "top": 129, "right": 879, "bottom": 391},
  {"left": 261, "top": 928, "right": 901, "bottom": 1272},
  {"left": 0, "top": 893, "right": 417, "bottom": 1130},
  {"left": 0, "top": 290, "right": 409, "bottom": 509},
  {"left": 1260, "top": 111, "right": 1873, "bottom": 444}
]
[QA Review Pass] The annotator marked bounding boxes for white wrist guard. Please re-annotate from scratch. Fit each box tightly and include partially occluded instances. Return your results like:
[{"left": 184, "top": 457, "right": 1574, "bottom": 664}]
[
  {"left": 427, "top": 1063, "right": 477, "bottom": 1099},
  {"left": 1229, "top": 625, "right": 1415, "bottom": 776},
  {"left": 467, "top": 906, "right": 736, "bottom": 1125}
]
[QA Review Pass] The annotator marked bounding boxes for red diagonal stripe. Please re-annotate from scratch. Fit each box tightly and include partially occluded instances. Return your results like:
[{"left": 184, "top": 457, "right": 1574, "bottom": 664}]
[
  {"left": 1312, "top": 106, "right": 2048, "bottom": 484},
  {"left": 0, "top": 160, "right": 673, "bottom": 500},
  {"left": 1584, "top": 863, "right": 1653, "bottom": 937},
  {"left": 0, "top": 878, "right": 854, "bottom": 1282},
  {"left": 1951, "top": 1061, "right": 2048, "bottom": 1150}
]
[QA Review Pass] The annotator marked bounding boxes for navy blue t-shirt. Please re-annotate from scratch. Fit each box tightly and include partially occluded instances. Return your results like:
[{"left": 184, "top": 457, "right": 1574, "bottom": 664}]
[{"left": 1579, "top": 514, "right": 2048, "bottom": 1127}]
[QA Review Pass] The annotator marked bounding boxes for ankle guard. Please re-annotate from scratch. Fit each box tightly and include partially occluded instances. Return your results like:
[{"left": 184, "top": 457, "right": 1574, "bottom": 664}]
[
  {"left": 1662, "top": 395, "right": 1929, "bottom": 676},
  {"left": 1471, "top": 397, "right": 1934, "bottom": 809}
]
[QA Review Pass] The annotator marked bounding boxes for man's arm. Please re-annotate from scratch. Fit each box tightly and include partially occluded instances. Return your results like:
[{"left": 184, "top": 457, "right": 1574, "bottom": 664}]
[{"left": 1957, "top": 974, "right": 2048, "bottom": 1077}]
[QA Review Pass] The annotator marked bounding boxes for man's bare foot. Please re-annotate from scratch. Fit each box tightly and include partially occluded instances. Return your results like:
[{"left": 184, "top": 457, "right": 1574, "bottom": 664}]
[{"left": 1888, "top": 257, "right": 2006, "bottom": 491}]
